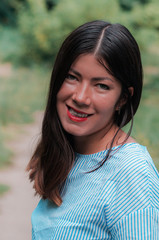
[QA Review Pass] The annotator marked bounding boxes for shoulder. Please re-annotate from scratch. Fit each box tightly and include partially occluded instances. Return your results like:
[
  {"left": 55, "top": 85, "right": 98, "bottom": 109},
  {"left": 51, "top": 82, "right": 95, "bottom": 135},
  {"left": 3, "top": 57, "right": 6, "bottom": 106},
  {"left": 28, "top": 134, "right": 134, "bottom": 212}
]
[
  {"left": 112, "top": 143, "right": 157, "bottom": 174},
  {"left": 102, "top": 143, "right": 159, "bottom": 186},
  {"left": 103, "top": 143, "right": 159, "bottom": 227},
  {"left": 110, "top": 207, "right": 159, "bottom": 239},
  {"left": 108, "top": 143, "right": 159, "bottom": 189}
]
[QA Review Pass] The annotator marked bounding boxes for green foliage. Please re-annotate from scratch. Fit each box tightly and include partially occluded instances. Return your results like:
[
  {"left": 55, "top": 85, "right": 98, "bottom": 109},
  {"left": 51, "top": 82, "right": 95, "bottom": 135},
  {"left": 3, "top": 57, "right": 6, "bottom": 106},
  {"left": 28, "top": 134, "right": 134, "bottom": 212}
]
[
  {"left": 131, "top": 45, "right": 159, "bottom": 169},
  {"left": 131, "top": 1, "right": 159, "bottom": 30},
  {"left": 46, "top": 0, "right": 58, "bottom": 10},
  {"left": 0, "top": 131, "right": 11, "bottom": 168},
  {"left": 0, "top": 65, "right": 49, "bottom": 168},
  {"left": 17, "top": 0, "right": 120, "bottom": 63},
  {"left": 0, "top": 65, "right": 49, "bottom": 125},
  {"left": 0, "top": 0, "right": 57, "bottom": 26},
  {"left": 0, "top": 0, "right": 159, "bottom": 64},
  {"left": 133, "top": 93, "right": 159, "bottom": 169},
  {"left": 16, "top": 0, "right": 159, "bottom": 64},
  {"left": 113, "top": 0, "right": 159, "bottom": 52},
  {"left": 0, "top": 184, "right": 10, "bottom": 195},
  {"left": 0, "top": 0, "right": 28, "bottom": 26},
  {"left": 0, "top": 0, "right": 17, "bottom": 25},
  {"left": 118, "top": 0, "right": 150, "bottom": 11},
  {"left": 0, "top": 26, "right": 23, "bottom": 63}
]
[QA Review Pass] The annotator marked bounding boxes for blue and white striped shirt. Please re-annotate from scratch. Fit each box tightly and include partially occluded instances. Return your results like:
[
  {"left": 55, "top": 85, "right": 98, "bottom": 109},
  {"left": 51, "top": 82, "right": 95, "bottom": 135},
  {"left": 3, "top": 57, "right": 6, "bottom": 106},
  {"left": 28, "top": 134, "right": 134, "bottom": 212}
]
[{"left": 32, "top": 143, "right": 159, "bottom": 239}]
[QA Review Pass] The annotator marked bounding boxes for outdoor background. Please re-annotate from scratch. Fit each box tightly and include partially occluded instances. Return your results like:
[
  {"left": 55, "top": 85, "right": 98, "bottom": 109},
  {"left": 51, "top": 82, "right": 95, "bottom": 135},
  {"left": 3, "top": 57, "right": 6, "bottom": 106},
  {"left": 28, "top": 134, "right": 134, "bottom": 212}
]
[{"left": 0, "top": 0, "right": 159, "bottom": 238}]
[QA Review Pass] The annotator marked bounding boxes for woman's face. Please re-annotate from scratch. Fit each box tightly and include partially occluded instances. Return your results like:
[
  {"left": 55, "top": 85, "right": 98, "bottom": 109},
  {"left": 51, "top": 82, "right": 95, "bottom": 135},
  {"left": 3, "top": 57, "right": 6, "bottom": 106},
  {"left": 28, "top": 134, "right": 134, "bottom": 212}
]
[{"left": 56, "top": 54, "right": 122, "bottom": 143}]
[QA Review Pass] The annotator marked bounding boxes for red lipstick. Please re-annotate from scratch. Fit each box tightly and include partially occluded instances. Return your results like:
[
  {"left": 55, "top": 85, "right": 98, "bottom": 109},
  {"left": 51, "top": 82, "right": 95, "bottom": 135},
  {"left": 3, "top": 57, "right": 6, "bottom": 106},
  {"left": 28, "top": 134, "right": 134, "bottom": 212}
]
[{"left": 67, "top": 108, "right": 88, "bottom": 122}]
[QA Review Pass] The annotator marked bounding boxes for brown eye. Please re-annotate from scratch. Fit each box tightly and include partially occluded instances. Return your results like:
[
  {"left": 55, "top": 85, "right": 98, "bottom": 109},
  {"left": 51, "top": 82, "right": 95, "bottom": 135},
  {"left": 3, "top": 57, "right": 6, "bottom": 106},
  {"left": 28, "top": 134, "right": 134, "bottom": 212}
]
[
  {"left": 66, "top": 74, "right": 77, "bottom": 81},
  {"left": 97, "top": 84, "right": 109, "bottom": 90}
]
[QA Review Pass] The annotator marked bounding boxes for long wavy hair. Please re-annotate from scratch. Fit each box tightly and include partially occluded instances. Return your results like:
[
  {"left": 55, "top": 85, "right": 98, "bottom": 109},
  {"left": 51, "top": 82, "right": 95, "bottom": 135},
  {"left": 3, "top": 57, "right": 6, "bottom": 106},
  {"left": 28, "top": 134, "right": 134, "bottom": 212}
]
[{"left": 27, "top": 20, "right": 143, "bottom": 206}]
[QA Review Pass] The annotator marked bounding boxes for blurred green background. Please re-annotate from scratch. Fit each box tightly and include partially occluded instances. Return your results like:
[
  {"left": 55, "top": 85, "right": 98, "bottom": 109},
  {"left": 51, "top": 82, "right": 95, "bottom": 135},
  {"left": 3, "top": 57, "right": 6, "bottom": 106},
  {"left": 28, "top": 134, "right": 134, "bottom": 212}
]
[{"left": 0, "top": 0, "right": 159, "bottom": 193}]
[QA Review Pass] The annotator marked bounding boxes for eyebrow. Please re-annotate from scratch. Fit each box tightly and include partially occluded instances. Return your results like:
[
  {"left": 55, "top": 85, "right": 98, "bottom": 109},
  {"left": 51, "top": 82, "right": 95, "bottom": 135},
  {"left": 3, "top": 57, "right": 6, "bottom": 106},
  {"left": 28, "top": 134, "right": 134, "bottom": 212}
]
[{"left": 69, "top": 68, "right": 114, "bottom": 82}]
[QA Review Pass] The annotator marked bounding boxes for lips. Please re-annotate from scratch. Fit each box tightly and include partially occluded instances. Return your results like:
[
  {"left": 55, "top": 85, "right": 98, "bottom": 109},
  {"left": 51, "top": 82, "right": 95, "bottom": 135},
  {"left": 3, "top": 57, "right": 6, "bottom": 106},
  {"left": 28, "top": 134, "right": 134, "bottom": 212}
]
[
  {"left": 67, "top": 106, "right": 92, "bottom": 122},
  {"left": 69, "top": 107, "right": 88, "bottom": 118}
]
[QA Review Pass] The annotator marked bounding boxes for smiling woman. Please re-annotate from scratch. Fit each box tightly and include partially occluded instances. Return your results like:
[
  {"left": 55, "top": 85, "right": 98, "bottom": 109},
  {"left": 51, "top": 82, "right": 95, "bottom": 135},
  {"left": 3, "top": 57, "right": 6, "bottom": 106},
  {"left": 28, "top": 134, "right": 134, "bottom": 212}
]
[
  {"left": 56, "top": 54, "right": 123, "bottom": 154},
  {"left": 27, "top": 20, "right": 159, "bottom": 239}
]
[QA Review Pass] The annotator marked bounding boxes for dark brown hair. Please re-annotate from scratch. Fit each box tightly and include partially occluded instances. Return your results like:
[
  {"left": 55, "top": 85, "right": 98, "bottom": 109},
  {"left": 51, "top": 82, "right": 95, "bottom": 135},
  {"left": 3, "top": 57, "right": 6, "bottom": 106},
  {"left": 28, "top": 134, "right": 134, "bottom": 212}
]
[{"left": 27, "top": 20, "right": 143, "bottom": 206}]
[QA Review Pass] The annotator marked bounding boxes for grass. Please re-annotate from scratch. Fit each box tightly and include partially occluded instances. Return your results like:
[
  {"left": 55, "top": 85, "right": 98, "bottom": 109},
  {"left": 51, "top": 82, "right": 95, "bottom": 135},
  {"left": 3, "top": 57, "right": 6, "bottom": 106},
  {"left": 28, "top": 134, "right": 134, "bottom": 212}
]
[
  {"left": 0, "top": 64, "right": 50, "bottom": 168},
  {"left": 132, "top": 103, "right": 159, "bottom": 170},
  {"left": 0, "top": 184, "right": 10, "bottom": 196},
  {"left": 0, "top": 65, "right": 49, "bottom": 125},
  {"left": 0, "top": 26, "right": 23, "bottom": 63},
  {"left": 131, "top": 48, "right": 159, "bottom": 170},
  {"left": 0, "top": 135, "right": 11, "bottom": 168}
]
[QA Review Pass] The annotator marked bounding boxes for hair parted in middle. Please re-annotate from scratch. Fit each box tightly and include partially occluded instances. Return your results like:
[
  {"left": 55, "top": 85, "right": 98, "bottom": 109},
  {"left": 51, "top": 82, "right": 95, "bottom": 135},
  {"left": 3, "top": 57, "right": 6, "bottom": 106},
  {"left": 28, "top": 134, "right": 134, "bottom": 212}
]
[{"left": 27, "top": 20, "right": 143, "bottom": 206}]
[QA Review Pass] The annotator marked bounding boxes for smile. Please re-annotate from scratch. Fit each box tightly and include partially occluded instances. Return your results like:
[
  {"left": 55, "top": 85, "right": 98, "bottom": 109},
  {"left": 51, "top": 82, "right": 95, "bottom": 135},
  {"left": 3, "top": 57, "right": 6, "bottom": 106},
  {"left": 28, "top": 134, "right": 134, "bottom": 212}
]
[{"left": 67, "top": 106, "right": 92, "bottom": 122}]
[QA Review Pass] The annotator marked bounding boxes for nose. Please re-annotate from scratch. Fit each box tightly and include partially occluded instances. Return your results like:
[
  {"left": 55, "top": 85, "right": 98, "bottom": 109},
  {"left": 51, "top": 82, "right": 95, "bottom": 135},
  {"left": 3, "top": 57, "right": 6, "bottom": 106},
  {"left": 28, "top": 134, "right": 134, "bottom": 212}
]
[{"left": 72, "top": 82, "right": 91, "bottom": 106}]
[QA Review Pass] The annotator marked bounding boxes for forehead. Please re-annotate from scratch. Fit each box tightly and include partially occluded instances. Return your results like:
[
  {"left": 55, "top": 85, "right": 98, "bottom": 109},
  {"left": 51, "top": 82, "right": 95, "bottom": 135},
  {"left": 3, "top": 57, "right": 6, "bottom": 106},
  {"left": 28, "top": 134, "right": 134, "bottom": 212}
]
[
  {"left": 71, "top": 54, "right": 108, "bottom": 74},
  {"left": 70, "top": 53, "right": 119, "bottom": 83}
]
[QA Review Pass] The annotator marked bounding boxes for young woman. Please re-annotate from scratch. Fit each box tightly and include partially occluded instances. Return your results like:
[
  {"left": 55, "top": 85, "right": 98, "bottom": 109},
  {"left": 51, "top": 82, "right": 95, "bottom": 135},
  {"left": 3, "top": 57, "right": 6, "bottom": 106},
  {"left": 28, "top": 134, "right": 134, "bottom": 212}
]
[{"left": 28, "top": 20, "right": 159, "bottom": 239}]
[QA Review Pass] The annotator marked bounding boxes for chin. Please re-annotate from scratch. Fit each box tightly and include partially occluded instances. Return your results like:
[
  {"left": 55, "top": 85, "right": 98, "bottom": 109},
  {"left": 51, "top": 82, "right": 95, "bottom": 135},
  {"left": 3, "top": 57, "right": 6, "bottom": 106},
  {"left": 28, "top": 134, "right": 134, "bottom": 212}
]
[
  {"left": 66, "top": 130, "right": 85, "bottom": 137},
  {"left": 63, "top": 126, "right": 86, "bottom": 137}
]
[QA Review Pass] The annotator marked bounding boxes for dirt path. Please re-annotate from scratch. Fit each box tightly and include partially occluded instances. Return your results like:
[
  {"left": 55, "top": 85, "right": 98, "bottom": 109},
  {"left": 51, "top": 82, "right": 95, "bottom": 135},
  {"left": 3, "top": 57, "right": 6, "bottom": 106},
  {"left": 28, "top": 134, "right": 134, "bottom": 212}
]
[{"left": 0, "top": 112, "right": 43, "bottom": 240}]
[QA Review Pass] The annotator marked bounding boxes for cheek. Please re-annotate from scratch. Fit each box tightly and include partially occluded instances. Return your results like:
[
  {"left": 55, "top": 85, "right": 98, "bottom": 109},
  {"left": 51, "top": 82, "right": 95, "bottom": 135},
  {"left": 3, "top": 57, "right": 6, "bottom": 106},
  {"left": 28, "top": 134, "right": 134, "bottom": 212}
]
[
  {"left": 57, "top": 82, "right": 75, "bottom": 101},
  {"left": 94, "top": 96, "right": 118, "bottom": 113},
  {"left": 57, "top": 85, "right": 65, "bottom": 101},
  {"left": 101, "top": 105, "right": 116, "bottom": 116}
]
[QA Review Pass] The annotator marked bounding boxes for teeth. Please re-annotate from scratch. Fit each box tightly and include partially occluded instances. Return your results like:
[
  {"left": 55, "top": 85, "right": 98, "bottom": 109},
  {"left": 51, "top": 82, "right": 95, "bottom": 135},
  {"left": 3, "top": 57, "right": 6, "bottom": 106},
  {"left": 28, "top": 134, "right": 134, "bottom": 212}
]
[{"left": 69, "top": 108, "right": 88, "bottom": 118}]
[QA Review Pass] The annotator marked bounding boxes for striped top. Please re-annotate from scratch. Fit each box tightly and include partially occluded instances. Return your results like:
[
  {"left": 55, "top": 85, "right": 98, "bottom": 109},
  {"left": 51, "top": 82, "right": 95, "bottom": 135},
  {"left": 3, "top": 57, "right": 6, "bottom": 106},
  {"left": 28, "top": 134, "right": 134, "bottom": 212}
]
[{"left": 32, "top": 143, "right": 159, "bottom": 239}]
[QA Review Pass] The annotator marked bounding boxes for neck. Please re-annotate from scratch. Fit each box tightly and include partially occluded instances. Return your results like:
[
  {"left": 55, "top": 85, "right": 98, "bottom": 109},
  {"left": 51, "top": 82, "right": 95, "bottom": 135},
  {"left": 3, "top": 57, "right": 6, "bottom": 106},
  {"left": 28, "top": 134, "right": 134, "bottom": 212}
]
[{"left": 73, "top": 125, "right": 123, "bottom": 155}]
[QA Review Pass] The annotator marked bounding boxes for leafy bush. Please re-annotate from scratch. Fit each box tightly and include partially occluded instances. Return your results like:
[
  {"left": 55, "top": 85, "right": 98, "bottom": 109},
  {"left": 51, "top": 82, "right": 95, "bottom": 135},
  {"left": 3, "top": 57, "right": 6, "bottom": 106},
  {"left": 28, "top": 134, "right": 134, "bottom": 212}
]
[
  {"left": 0, "top": 131, "right": 11, "bottom": 168},
  {"left": 131, "top": 0, "right": 159, "bottom": 29},
  {"left": 0, "top": 26, "right": 23, "bottom": 63},
  {"left": 0, "top": 0, "right": 18, "bottom": 26},
  {"left": 17, "top": 0, "right": 121, "bottom": 63},
  {"left": 1, "top": 0, "right": 159, "bottom": 65},
  {"left": 118, "top": 0, "right": 150, "bottom": 11},
  {"left": 0, "top": 65, "right": 49, "bottom": 125},
  {"left": 0, "top": 64, "right": 49, "bottom": 168},
  {"left": 0, "top": 0, "right": 57, "bottom": 26},
  {"left": 0, "top": 184, "right": 10, "bottom": 195},
  {"left": 124, "top": 0, "right": 159, "bottom": 48}
]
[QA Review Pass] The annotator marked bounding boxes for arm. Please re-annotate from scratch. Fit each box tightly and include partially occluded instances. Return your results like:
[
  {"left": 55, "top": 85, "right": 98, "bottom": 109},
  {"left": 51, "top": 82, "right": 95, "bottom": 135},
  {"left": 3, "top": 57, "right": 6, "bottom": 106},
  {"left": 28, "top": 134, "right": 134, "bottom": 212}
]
[
  {"left": 112, "top": 207, "right": 159, "bottom": 239},
  {"left": 104, "top": 146, "right": 159, "bottom": 239}
]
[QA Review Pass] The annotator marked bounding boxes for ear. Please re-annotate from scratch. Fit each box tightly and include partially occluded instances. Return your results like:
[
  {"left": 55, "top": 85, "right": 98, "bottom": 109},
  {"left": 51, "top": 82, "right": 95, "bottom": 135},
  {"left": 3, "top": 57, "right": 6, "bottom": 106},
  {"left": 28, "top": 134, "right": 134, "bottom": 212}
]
[
  {"left": 128, "top": 87, "right": 134, "bottom": 97},
  {"left": 116, "top": 87, "right": 134, "bottom": 111}
]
